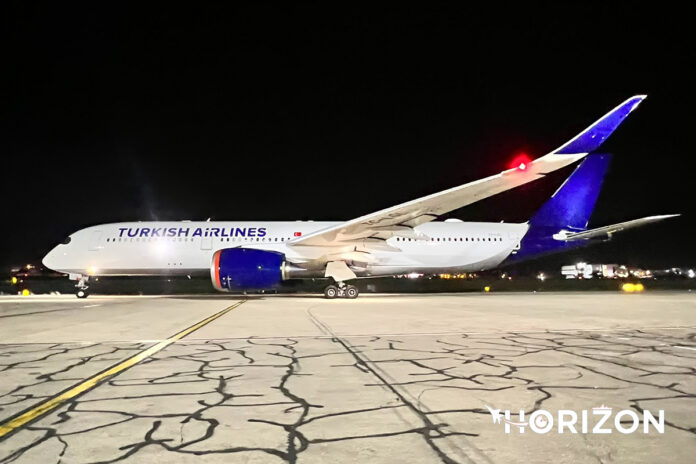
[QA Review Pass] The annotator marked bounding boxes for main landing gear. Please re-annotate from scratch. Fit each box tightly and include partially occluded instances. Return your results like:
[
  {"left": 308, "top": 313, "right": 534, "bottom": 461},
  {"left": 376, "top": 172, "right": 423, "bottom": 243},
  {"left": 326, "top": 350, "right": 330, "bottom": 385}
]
[{"left": 323, "top": 282, "right": 359, "bottom": 299}]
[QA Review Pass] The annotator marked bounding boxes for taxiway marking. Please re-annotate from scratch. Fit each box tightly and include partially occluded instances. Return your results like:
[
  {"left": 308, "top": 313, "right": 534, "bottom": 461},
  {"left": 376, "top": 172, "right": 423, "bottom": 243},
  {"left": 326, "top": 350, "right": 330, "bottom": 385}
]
[{"left": 0, "top": 300, "right": 246, "bottom": 440}]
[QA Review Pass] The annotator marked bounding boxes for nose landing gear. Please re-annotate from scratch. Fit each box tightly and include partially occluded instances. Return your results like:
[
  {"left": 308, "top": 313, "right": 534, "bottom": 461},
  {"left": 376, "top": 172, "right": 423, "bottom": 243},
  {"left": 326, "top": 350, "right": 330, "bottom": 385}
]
[
  {"left": 323, "top": 282, "right": 359, "bottom": 299},
  {"left": 72, "top": 275, "right": 90, "bottom": 298}
]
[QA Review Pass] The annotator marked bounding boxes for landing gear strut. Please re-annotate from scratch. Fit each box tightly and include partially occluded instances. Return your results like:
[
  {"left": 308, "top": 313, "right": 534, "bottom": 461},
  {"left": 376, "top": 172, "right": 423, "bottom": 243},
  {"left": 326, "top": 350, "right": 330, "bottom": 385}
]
[
  {"left": 323, "top": 282, "right": 359, "bottom": 299},
  {"left": 74, "top": 276, "right": 90, "bottom": 299}
]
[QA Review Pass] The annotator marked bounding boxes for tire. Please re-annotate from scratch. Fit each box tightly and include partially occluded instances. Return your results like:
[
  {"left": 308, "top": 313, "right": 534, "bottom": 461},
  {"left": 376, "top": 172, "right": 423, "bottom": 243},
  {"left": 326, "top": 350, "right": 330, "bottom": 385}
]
[
  {"left": 345, "top": 285, "right": 359, "bottom": 299},
  {"left": 324, "top": 285, "right": 338, "bottom": 299},
  {"left": 76, "top": 289, "right": 89, "bottom": 299}
]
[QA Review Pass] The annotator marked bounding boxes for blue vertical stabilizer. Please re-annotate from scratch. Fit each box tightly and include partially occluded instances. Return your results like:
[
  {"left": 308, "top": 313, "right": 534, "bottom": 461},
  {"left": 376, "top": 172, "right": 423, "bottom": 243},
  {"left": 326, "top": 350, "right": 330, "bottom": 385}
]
[
  {"left": 529, "top": 154, "right": 611, "bottom": 229},
  {"left": 507, "top": 154, "right": 611, "bottom": 262}
]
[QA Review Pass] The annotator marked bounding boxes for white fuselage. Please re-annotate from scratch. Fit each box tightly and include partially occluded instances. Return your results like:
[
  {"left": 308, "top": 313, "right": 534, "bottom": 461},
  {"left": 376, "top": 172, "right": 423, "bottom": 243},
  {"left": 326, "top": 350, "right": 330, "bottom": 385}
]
[{"left": 42, "top": 220, "right": 529, "bottom": 278}]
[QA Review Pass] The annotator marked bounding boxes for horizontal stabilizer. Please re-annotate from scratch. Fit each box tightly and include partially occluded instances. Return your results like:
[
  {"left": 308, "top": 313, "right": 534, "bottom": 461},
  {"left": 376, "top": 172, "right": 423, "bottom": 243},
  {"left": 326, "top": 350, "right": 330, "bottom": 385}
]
[{"left": 554, "top": 214, "right": 680, "bottom": 241}]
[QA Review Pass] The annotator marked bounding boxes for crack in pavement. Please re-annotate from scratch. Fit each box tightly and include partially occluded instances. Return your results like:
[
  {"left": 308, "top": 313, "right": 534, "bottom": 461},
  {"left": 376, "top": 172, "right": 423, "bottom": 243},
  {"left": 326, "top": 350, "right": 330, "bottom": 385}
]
[{"left": 0, "top": 324, "right": 694, "bottom": 463}]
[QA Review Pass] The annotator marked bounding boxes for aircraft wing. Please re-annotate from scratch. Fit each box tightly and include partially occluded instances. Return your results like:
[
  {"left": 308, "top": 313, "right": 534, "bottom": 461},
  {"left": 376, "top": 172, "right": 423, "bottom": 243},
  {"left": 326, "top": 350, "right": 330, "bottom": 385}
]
[
  {"left": 290, "top": 96, "right": 647, "bottom": 247},
  {"left": 555, "top": 214, "right": 679, "bottom": 241}
]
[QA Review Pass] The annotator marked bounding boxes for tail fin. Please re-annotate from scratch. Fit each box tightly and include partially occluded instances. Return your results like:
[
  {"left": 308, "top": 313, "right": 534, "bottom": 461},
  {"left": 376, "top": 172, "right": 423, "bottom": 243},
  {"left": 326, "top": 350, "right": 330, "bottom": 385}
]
[
  {"left": 529, "top": 153, "right": 611, "bottom": 230},
  {"left": 506, "top": 154, "right": 611, "bottom": 262}
]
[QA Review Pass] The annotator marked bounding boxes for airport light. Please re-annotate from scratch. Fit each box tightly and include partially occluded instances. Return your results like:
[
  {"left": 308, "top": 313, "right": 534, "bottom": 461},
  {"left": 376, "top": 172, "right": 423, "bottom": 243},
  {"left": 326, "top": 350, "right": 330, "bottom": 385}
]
[
  {"left": 688, "top": 269, "right": 695, "bottom": 279},
  {"left": 87, "top": 265, "right": 98, "bottom": 275},
  {"left": 11, "top": 276, "right": 17, "bottom": 284},
  {"left": 537, "top": 272, "right": 546, "bottom": 281},
  {"left": 622, "top": 283, "right": 645, "bottom": 293}
]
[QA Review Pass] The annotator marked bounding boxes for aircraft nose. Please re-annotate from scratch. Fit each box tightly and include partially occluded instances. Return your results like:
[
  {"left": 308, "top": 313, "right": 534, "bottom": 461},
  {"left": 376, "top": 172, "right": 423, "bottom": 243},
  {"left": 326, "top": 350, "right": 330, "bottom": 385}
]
[{"left": 42, "top": 247, "right": 59, "bottom": 271}]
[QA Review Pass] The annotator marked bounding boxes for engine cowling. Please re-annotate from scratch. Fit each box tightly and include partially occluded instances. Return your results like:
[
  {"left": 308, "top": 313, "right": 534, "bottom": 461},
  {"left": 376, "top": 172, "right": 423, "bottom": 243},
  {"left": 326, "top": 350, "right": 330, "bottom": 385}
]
[{"left": 211, "top": 248, "right": 285, "bottom": 291}]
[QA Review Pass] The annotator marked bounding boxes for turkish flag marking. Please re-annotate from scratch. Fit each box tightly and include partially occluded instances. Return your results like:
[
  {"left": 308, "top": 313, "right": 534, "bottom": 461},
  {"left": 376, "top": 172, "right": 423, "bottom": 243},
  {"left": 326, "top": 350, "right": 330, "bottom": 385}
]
[{"left": 294, "top": 232, "right": 302, "bottom": 237}]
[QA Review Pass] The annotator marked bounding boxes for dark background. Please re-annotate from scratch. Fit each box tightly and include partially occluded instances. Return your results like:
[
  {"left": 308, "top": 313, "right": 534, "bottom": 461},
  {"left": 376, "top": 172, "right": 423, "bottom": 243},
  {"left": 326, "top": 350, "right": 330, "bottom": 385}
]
[{"left": 2, "top": 3, "right": 693, "bottom": 271}]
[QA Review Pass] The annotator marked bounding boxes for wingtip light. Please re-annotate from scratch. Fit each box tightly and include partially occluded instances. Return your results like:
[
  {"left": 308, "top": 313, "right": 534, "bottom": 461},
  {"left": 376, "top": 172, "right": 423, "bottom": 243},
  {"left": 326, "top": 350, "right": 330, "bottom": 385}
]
[{"left": 509, "top": 153, "right": 532, "bottom": 171}]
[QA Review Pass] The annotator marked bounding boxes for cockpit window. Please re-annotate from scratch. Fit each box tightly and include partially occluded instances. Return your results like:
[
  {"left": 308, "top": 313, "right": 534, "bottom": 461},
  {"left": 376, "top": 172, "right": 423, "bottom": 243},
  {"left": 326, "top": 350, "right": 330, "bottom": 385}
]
[{"left": 61, "top": 236, "right": 72, "bottom": 245}]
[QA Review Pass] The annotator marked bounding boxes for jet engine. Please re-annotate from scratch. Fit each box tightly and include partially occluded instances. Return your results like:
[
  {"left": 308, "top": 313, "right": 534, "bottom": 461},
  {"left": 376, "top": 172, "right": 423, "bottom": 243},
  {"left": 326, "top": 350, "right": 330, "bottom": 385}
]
[{"left": 210, "top": 248, "right": 316, "bottom": 291}]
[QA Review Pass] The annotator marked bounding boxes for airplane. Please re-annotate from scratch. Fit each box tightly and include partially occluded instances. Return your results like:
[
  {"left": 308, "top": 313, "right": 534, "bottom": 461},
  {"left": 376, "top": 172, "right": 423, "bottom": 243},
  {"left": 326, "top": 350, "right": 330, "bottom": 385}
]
[{"left": 42, "top": 95, "right": 678, "bottom": 298}]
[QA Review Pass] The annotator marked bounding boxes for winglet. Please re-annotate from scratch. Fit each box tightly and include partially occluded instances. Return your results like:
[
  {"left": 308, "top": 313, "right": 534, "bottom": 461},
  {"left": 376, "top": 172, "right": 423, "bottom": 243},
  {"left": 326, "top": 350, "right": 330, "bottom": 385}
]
[{"left": 552, "top": 95, "right": 647, "bottom": 155}]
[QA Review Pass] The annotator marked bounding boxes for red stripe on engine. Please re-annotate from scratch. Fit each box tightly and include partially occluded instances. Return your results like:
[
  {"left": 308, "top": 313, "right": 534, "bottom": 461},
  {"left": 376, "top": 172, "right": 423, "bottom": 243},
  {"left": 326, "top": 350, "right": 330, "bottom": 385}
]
[{"left": 213, "top": 250, "right": 222, "bottom": 290}]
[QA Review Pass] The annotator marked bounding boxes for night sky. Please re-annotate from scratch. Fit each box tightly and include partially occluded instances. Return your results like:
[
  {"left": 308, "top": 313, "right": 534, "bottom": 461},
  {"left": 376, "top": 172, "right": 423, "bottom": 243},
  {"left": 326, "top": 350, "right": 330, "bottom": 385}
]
[{"left": 2, "top": 4, "right": 694, "bottom": 271}]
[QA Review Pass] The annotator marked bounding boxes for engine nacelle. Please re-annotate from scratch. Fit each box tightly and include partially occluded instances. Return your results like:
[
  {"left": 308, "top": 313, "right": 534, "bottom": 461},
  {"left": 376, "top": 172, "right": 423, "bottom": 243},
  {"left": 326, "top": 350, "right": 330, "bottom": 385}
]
[{"left": 211, "top": 248, "right": 285, "bottom": 291}]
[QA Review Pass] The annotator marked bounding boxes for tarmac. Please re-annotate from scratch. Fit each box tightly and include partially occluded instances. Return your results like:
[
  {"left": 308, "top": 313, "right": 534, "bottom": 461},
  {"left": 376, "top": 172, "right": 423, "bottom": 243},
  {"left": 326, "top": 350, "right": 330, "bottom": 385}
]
[{"left": 0, "top": 292, "right": 694, "bottom": 463}]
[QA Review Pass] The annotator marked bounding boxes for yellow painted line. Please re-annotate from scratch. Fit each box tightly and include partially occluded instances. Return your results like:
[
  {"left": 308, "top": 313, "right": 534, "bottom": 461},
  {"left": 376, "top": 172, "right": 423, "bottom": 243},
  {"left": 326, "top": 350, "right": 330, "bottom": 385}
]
[{"left": 0, "top": 300, "right": 246, "bottom": 440}]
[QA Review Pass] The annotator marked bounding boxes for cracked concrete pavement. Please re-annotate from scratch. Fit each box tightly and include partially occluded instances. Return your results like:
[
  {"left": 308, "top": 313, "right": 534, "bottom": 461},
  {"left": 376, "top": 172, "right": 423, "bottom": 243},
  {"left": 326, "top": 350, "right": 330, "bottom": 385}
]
[{"left": 0, "top": 292, "right": 695, "bottom": 463}]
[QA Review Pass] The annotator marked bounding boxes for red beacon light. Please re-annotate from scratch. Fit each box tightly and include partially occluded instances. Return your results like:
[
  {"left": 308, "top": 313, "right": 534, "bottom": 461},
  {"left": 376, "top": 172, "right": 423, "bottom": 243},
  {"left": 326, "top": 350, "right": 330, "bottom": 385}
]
[{"left": 509, "top": 153, "right": 532, "bottom": 171}]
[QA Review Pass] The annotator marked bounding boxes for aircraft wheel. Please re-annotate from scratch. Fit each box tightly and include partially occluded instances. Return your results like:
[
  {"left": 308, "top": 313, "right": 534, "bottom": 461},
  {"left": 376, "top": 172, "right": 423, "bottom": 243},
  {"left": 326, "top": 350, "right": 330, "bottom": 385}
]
[
  {"left": 345, "top": 285, "right": 359, "bottom": 299},
  {"left": 324, "top": 285, "right": 338, "bottom": 299},
  {"left": 76, "top": 289, "right": 89, "bottom": 299}
]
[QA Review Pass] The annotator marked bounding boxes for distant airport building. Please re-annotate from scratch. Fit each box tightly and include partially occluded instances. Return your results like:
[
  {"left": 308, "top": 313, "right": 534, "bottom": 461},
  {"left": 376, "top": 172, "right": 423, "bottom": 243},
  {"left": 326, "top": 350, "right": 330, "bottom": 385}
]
[
  {"left": 559, "top": 263, "right": 696, "bottom": 280},
  {"left": 561, "top": 263, "right": 646, "bottom": 279}
]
